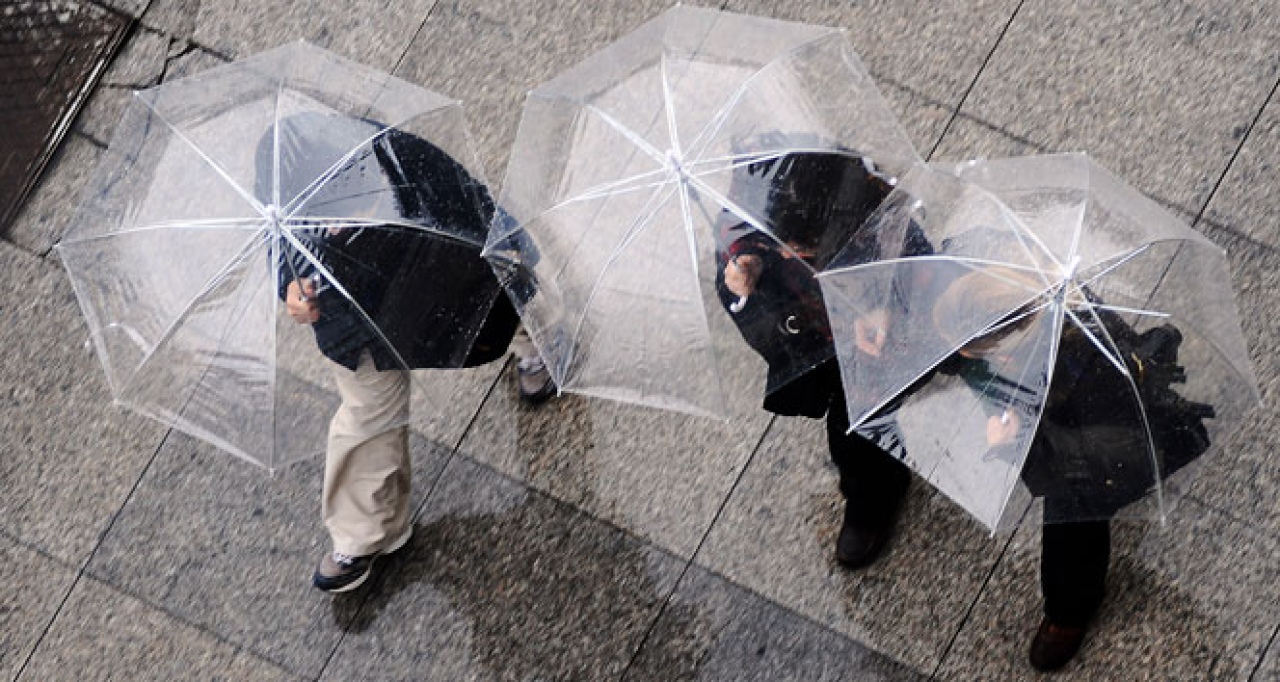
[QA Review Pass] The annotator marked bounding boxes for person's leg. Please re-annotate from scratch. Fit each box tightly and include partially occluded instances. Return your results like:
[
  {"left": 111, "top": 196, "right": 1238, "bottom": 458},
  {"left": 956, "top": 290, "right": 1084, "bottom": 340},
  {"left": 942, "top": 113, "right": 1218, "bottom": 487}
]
[
  {"left": 1030, "top": 514, "right": 1111, "bottom": 671},
  {"left": 826, "top": 393, "right": 910, "bottom": 568},
  {"left": 1041, "top": 519, "right": 1110, "bottom": 625},
  {"left": 315, "top": 350, "right": 412, "bottom": 592},
  {"left": 512, "top": 324, "right": 556, "bottom": 404}
]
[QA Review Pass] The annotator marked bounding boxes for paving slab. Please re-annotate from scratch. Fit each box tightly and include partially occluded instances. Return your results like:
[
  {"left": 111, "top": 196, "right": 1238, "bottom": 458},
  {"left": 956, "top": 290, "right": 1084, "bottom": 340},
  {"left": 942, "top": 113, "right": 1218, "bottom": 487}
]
[
  {"left": 395, "top": 0, "right": 675, "bottom": 185},
  {"left": 948, "top": 0, "right": 1280, "bottom": 215},
  {"left": 5, "top": 132, "right": 106, "bottom": 255},
  {"left": 1200, "top": 97, "right": 1280, "bottom": 407},
  {"left": 927, "top": 92, "right": 1196, "bottom": 224},
  {"left": 724, "top": 0, "right": 1020, "bottom": 156},
  {"left": 694, "top": 412, "right": 1005, "bottom": 673},
  {"left": 627, "top": 561, "right": 929, "bottom": 681},
  {"left": 1205, "top": 91, "right": 1280, "bottom": 252},
  {"left": 82, "top": 427, "right": 451, "bottom": 678},
  {"left": 461, "top": 363, "right": 771, "bottom": 559},
  {"left": 136, "top": 0, "right": 435, "bottom": 69},
  {"left": 0, "top": 241, "right": 168, "bottom": 565},
  {"left": 880, "top": 86, "right": 957, "bottom": 164},
  {"left": 935, "top": 497, "right": 1280, "bottom": 680},
  {"left": 925, "top": 113, "right": 1052, "bottom": 167},
  {"left": 0, "top": 535, "right": 78, "bottom": 680},
  {"left": 320, "top": 453, "right": 689, "bottom": 682},
  {"left": 20, "top": 573, "right": 300, "bottom": 681}
]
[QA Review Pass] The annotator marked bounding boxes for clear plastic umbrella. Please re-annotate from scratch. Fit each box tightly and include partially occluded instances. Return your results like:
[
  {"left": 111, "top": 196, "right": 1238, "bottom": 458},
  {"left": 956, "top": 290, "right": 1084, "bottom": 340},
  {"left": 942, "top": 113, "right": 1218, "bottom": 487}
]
[
  {"left": 56, "top": 41, "right": 508, "bottom": 472},
  {"left": 484, "top": 6, "right": 919, "bottom": 418},
  {"left": 818, "top": 153, "right": 1262, "bottom": 532}
]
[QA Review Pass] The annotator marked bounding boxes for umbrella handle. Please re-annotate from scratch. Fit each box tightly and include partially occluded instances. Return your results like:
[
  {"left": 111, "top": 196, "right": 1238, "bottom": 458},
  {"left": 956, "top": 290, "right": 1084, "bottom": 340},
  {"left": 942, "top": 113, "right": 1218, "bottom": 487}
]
[{"left": 298, "top": 272, "right": 324, "bottom": 302}]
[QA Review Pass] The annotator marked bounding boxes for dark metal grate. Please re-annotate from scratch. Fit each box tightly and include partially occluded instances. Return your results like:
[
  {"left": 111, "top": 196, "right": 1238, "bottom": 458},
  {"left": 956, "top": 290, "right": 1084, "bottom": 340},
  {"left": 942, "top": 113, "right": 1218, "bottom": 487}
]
[{"left": 0, "top": 1, "right": 130, "bottom": 235}]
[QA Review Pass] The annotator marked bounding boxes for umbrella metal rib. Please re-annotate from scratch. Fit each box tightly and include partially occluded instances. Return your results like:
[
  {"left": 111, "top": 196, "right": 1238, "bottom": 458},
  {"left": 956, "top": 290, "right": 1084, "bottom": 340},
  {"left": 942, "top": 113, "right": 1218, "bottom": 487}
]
[{"left": 57, "top": 218, "right": 265, "bottom": 244}]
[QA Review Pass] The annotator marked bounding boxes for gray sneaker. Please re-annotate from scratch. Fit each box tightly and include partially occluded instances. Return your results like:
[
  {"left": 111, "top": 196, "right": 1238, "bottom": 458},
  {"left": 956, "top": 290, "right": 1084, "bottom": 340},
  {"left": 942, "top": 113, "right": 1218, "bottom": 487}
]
[
  {"left": 312, "top": 526, "right": 412, "bottom": 593},
  {"left": 313, "top": 551, "right": 376, "bottom": 593},
  {"left": 516, "top": 356, "right": 556, "bottom": 404}
]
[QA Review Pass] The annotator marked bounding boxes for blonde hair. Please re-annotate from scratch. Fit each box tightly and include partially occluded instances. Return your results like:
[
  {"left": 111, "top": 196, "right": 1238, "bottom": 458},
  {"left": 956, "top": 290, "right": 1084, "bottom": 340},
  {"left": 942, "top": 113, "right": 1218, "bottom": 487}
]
[{"left": 933, "top": 266, "right": 1047, "bottom": 351}]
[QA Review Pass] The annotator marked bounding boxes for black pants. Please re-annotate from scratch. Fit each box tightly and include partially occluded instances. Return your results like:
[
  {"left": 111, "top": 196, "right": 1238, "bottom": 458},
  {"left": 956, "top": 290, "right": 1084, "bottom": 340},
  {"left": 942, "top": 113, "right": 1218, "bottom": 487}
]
[
  {"left": 1041, "top": 513, "right": 1110, "bottom": 627},
  {"left": 825, "top": 387, "right": 911, "bottom": 526}
]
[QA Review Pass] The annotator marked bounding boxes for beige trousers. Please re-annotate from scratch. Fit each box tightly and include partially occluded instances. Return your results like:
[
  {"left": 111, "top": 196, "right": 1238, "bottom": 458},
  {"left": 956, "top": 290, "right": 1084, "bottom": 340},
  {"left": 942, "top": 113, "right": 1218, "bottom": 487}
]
[{"left": 323, "top": 350, "right": 412, "bottom": 556}]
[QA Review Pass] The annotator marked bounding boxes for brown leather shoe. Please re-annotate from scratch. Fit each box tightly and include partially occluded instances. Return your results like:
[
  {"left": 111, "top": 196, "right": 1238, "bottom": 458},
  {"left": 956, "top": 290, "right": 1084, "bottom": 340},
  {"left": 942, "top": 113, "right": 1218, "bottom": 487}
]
[{"left": 1028, "top": 618, "right": 1087, "bottom": 672}]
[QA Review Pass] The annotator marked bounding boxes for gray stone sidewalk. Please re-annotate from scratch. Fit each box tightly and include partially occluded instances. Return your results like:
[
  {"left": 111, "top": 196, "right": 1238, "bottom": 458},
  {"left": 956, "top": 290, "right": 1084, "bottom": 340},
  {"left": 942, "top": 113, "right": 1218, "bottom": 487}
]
[{"left": 3, "top": 1, "right": 1278, "bottom": 680}]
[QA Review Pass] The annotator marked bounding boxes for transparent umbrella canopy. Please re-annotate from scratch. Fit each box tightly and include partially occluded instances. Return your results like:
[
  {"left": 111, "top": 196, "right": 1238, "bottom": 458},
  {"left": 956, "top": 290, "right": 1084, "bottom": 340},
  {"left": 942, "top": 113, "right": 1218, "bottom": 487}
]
[
  {"left": 485, "top": 6, "right": 920, "bottom": 418},
  {"left": 55, "top": 41, "right": 504, "bottom": 472},
  {"left": 818, "top": 154, "right": 1262, "bottom": 532}
]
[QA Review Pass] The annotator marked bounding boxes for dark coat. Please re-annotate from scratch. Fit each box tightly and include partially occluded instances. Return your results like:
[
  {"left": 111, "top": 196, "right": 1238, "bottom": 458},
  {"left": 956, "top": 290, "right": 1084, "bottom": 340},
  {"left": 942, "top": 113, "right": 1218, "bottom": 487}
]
[
  {"left": 713, "top": 150, "right": 912, "bottom": 418},
  {"left": 266, "top": 119, "right": 518, "bottom": 371},
  {"left": 942, "top": 310, "right": 1213, "bottom": 516}
]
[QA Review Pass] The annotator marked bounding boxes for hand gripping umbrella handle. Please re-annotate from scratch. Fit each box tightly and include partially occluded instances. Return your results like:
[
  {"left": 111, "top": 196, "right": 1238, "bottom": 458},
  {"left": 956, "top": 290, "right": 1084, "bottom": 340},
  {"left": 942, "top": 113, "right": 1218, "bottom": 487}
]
[
  {"left": 298, "top": 272, "right": 324, "bottom": 302},
  {"left": 726, "top": 254, "right": 752, "bottom": 314}
]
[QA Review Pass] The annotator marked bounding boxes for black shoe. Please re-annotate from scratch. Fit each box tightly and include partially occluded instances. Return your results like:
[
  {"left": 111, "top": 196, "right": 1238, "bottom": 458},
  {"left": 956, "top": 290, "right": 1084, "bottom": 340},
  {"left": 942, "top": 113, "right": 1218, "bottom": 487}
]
[
  {"left": 834, "top": 520, "right": 891, "bottom": 569},
  {"left": 516, "top": 356, "right": 557, "bottom": 405},
  {"left": 834, "top": 487, "right": 905, "bottom": 570},
  {"left": 1028, "top": 618, "right": 1087, "bottom": 672}
]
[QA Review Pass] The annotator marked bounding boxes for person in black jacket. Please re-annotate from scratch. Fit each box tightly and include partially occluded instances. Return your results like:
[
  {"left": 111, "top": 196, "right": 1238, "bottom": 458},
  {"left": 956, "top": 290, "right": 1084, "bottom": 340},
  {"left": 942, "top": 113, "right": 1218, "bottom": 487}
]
[
  {"left": 931, "top": 267, "right": 1212, "bottom": 671},
  {"left": 715, "top": 148, "right": 927, "bottom": 569},
  {"left": 264, "top": 113, "right": 521, "bottom": 592}
]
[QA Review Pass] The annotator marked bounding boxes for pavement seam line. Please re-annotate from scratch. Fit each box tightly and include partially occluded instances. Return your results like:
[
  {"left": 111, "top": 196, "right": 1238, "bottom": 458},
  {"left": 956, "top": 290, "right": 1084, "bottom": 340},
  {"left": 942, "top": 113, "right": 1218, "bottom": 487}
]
[
  {"left": 389, "top": 0, "right": 438, "bottom": 80},
  {"left": 618, "top": 414, "right": 778, "bottom": 681},
  {"left": 1250, "top": 620, "right": 1280, "bottom": 681},
  {"left": 1189, "top": 72, "right": 1280, "bottom": 233},
  {"left": 0, "top": 527, "right": 74, "bottom": 572},
  {"left": 928, "top": 502, "right": 1030, "bottom": 680},
  {"left": 919, "top": 3, "right": 1027, "bottom": 674},
  {"left": 925, "top": 0, "right": 1025, "bottom": 162}
]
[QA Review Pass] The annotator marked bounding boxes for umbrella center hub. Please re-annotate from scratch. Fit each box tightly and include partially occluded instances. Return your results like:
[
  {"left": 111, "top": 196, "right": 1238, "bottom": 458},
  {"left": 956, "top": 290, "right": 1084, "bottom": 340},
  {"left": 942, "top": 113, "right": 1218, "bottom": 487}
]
[
  {"left": 1061, "top": 255, "right": 1081, "bottom": 282},
  {"left": 1055, "top": 256, "right": 1082, "bottom": 304},
  {"left": 666, "top": 150, "right": 691, "bottom": 184},
  {"left": 264, "top": 204, "right": 284, "bottom": 233}
]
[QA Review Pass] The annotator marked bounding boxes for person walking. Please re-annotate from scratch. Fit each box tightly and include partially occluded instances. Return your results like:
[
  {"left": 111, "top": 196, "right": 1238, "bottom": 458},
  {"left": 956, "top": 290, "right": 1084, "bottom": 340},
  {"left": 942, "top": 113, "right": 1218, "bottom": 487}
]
[
  {"left": 269, "top": 114, "right": 524, "bottom": 592},
  {"left": 716, "top": 148, "right": 924, "bottom": 569}
]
